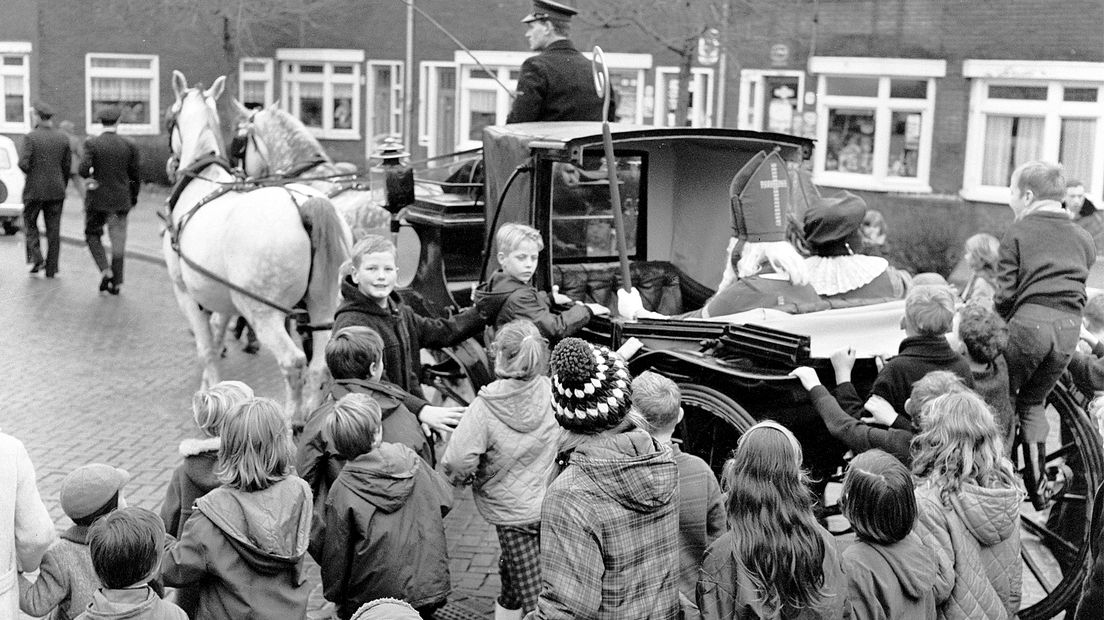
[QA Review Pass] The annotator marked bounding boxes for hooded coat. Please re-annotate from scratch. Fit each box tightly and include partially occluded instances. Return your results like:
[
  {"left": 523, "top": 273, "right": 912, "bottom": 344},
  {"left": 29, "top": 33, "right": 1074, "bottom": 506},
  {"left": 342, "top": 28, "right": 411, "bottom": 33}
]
[
  {"left": 74, "top": 587, "right": 186, "bottom": 620},
  {"left": 697, "top": 525, "right": 850, "bottom": 620},
  {"left": 441, "top": 376, "right": 560, "bottom": 525},
  {"left": 914, "top": 482, "right": 1022, "bottom": 619},
  {"left": 309, "top": 442, "right": 453, "bottom": 620},
  {"left": 842, "top": 531, "right": 951, "bottom": 620},
  {"left": 160, "top": 437, "right": 221, "bottom": 538},
  {"left": 526, "top": 429, "right": 680, "bottom": 620},
  {"left": 159, "top": 476, "right": 313, "bottom": 620},
  {"left": 332, "top": 277, "right": 483, "bottom": 400},
  {"left": 473, "top": 270, "right": 592, "bottom": 341}
]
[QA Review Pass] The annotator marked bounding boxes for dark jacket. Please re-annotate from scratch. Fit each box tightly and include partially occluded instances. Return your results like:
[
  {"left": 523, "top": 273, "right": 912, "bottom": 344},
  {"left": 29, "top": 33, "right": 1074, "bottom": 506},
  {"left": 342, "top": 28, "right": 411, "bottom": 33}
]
[
  {"left": 671, "top": 443, "right": 726, "bottom": 605},
  {"left": 994, "top": 209, "right": 1094, "bottom": 320},
  {"left": 333, "top": 277, "right": 483, "bottom": 399},
  {"left": 160, "top": 437, "right": 221, "bottom": 538},
  {"left": 160, "top": 476, "right": 313, "bottom": 620},
  {"left": 506, "top": 39, "right": 616, "bottom": 124},
  {"left": 79, "top": 129, "right": 140, "bottom": 212},
  {"left": 19, "top": 123, "right": 71, "bottom": 202},
  {"left": 871, "top": 335, "right": 975, "bottom": 424},
  {"left": 697, "top": 525, "right": 850, "bottom": 620},
  {"left": 528, "top": 430, "right": 680, "bottom": 620},
  {"left": 473, "top": 270, "right": 592, "bottom": 340},
  {"left": 809, "top": 383, "right": 914, "bottom": 465},
  {"left": 74, "top": 587, "right": 186, "bottom": 620},
  {"left": 842, "top": 532, "right": 949, "bottom": 620},
  {"left": 309, "top": 442, "right": 452, "bottom": 619},
  {"left": 297, "top": 377, "right": 434, "bottom": 517}
]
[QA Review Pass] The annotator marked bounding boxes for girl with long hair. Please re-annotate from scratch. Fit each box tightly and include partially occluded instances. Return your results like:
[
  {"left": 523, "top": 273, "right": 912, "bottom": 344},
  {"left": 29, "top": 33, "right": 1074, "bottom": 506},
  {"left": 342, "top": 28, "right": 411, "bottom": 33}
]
[
  {"left": 912, "top": 391, "right": 1022, "bottom": 619},
  {"left": 697, "top": 421, "right": 848, "bottom": 619}
]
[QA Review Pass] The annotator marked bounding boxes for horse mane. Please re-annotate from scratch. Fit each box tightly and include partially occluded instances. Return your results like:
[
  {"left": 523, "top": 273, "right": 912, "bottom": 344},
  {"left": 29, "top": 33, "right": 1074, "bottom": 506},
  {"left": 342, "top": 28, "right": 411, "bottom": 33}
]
[{"left": 254, "top": 108, "right": 333, "bottom": 169}]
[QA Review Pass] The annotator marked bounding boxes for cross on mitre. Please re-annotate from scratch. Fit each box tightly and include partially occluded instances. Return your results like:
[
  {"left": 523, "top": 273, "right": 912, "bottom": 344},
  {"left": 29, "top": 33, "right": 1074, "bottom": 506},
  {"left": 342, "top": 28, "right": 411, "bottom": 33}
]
[{"left": 730, "top": 149, "right": 792, "bottom": 243}]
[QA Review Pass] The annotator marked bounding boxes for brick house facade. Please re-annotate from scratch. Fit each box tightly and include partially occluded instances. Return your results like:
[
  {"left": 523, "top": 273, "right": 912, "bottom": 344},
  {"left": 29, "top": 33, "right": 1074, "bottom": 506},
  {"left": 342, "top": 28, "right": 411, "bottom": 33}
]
[{"left": 4, "top": 0, "right": 1103, "bottom": 250}]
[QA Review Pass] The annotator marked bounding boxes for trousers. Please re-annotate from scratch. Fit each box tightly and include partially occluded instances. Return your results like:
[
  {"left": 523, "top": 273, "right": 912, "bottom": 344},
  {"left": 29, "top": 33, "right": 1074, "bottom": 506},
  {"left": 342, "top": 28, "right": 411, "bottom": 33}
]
[
  {"left": 85, "top": 209, "right": 129, "bottom": 284},
  {"left": 23, "top": 199, "right": 64, "bottom": 276},
  {"left": 1005, "top": 303, "right": 1080, "bottom": 443}
]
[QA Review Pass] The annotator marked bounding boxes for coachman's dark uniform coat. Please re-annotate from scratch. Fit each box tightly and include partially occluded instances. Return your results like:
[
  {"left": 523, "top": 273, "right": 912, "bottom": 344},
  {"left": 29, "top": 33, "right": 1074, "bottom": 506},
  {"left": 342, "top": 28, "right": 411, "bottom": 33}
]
[{"left": 506, "top": 40, "right": 616, "bottom": 124}]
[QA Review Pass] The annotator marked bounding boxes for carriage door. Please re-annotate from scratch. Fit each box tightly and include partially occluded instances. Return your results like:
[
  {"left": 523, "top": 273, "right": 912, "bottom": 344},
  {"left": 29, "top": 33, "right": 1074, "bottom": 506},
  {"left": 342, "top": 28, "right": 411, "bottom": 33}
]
[
  {"left": 737, "top": 70, "right": 806, "bottom": 134},
  {"left": 366, "top": 61, "right": 404, "bottom": 158}
]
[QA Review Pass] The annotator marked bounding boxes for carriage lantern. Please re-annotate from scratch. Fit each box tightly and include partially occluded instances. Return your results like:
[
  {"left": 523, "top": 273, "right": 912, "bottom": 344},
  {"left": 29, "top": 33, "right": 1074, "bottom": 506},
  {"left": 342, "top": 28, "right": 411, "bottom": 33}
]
[{"left": 370, "top": 138, "right": 415, "bottom": 223}]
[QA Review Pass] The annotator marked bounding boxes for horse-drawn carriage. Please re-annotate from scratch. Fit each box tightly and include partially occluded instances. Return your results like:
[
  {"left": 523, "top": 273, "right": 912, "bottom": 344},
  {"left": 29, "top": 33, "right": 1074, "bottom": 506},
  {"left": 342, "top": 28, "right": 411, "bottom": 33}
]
[{"left": 398, "top": 121, "right": 1104, "bottom": 619}]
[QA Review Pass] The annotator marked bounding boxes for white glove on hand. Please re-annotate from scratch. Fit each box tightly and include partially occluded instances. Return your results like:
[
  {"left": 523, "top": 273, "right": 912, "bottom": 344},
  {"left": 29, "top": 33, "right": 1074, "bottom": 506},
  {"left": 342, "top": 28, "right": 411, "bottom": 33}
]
[{"left": 617, "top": 287, "right": 645, "bottom": 320}]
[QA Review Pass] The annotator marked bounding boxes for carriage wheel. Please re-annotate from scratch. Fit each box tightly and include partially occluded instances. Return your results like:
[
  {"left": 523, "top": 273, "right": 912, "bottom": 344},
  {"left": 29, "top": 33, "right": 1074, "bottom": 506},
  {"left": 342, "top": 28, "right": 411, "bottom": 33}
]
[
  {"left": 673, "top": 383, "right": 755, "bottom": 475},
  {"left": 1017, "top": 380, "right": 1104, "bottom": 619}
]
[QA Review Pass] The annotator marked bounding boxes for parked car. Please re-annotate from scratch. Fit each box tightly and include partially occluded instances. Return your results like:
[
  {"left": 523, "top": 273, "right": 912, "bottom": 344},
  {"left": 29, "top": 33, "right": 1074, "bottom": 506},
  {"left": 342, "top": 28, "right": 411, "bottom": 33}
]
[{"left": 0, "top": 134, "right": 24, "bottom": 234}]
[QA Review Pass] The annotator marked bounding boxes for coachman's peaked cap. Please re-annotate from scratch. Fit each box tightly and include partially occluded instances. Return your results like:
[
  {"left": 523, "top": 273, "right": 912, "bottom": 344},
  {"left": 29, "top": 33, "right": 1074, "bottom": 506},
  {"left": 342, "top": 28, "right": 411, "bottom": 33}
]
[
  {"left": 97, "top": 106, "right": 122, "bottom": 124},
  {"left": 32, "top": 101, "right": 55, "bottom": 118},
  {"left": 522, "top": 0, "right": 578, "bottom": 23},
  {"left": 731, "top": 149, "right": 791, "bottom": 243},
  {"left": 803, "top": 191, "right": 868, "bottom": 257}
]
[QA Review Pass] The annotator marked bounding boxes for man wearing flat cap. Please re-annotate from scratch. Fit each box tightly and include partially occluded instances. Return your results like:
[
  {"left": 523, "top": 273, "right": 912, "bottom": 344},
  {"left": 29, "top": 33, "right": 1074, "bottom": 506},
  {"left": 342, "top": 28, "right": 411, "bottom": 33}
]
[
  {"left": 80, "top": 106, "right": 140, "bottom": 295},
  {"left": 506, "top": 0, "right": 617, "bottom": 124},
  {"left": 18, "top": 101, "right": 71, "bottom": 278}
]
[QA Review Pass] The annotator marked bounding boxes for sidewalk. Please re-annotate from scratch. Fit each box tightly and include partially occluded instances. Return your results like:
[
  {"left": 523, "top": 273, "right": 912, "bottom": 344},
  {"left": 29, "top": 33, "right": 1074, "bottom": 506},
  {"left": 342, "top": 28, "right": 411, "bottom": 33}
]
[{"left": 55, "top": 183, "right": 168, "bottom": 266}]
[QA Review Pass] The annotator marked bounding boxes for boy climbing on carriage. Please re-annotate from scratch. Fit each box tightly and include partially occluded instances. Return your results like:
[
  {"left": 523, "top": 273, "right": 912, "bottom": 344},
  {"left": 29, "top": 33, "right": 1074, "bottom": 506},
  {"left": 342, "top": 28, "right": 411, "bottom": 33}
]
[{"left": 474, "top": 222, "right": 609, "bottom": 341}]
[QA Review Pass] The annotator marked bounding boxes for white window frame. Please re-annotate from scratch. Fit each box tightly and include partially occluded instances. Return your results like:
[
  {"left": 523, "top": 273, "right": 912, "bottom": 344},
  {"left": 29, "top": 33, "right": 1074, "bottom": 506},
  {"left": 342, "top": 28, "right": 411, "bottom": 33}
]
[
  {"left": 238, "top": 57, "right": 274, "bottom": 109},
  {"left": 654, "top": 66, "right": 715, "bottom": 128},
  {"left": 277, "top": 48, "right": 363, "bottom": 141},
  {"left": 737, "top": 69, "right": 805, "bottom": 132},
  {"left": 419, "top": 60, "right": 458, "bottom": 156},
  {"left": 961, "top": 60, "right": 1104, "bottom": 204},
  {"left": 366, "top": 60, "right": 404, "bottom": 158},
  {"left": 0, "top": 42, "right": 31, "bottom": 133},
  {"left": 810, "top": 56, "right": 945, "bottom": 193},
  {"left": 84, "top": 53, "right": 160, "bottom": 136}
]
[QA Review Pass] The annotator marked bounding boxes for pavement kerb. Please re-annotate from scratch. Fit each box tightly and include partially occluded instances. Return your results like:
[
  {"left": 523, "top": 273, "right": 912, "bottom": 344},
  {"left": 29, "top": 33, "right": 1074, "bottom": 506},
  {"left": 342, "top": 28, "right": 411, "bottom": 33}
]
[{"left": 58, "top": 229, "right": 167, "bottom": 266}]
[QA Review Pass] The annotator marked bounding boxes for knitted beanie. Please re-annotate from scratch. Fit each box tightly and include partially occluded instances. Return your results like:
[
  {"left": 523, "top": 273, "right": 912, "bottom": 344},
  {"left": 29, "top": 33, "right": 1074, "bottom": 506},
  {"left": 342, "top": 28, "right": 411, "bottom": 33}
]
[{"left": 549, "top": 337, "right": 633, "bottom": 434}]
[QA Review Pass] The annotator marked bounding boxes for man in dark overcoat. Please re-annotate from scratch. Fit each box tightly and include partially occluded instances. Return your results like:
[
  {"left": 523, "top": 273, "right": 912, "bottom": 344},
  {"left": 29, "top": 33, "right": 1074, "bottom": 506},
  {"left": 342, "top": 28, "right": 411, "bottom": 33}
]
[
  {"left": 506, "top": 0, "right": 617, "bottom": 124},
  {"left": 79, "top": 107, "right": 140, "bottom": 295},
  {"left": 18, "top": 102, "right": 71, "bottom": 278}
]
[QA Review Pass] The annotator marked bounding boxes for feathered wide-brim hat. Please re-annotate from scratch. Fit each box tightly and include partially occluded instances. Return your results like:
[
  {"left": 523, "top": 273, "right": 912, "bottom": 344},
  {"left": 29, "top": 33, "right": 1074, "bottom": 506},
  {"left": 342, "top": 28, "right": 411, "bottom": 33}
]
[{"left": 549, "top": 337, "right": 632, "bottom": 434}]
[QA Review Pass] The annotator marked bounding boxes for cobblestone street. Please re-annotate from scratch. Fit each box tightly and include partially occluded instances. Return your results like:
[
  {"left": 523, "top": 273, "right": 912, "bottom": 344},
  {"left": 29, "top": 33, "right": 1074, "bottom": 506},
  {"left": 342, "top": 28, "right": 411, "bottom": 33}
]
[{"left": 1, "top": 187, "right": 498, "bottom": 619}]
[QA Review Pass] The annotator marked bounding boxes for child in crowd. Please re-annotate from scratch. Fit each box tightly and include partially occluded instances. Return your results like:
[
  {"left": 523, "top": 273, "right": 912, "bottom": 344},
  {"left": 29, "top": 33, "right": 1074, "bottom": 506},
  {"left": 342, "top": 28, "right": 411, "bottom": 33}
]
[
  {"left": 912, "top": 391, "right": 1023, "bottom": 619},
  {"left": 299, "top": 326, "right": 433, "bottom": 516},
  {"left": 161, "top": 398, "right": 313, "bottom": 619},
  {"left": 860, "top": 209, "right": 887, "bottom": 257},
  {"left": 995, "top": 161, "right": 1094, "bottom": 507},
  {"left": 527, "top": 338, "right": 679, "bottom": 619},
  {"left": 350, "top": 598, "right": 423, "bottom": 620},
  {"left": 956, "top": 304, "right": 1015, "bottom": 453},
  {"left": 474, "top": 222, "right": 608, "bottom": 340},
  {"left": 333, "top": 234, "right": 483, "bottom": 432},
  {"left": 871, "top": 284, "right": 973, "bottom": 423},
  {"left": 632, "top": 371, "right": 725, "bottom": 617},
  {"left": 441, "top": 319, "right": 559, "bottom": 619},
  {"left": 161, "top": 381, "right": 254, "bottom": 537},
  {"left": 79, "top": 507, "right": 186, "bottom": 620},
  {"left": 1067, "top": 294, "right": 1104, "bottom": 396},
  {"left": 310, "top": 393, "right": 452, "bottom": 619},
  {"left": 697, "top": 421, "right": 848, "bottom": 619},
  {"left": 791, "top": 348, "right": 968, "bottom": 464},
  {"left": 960, "top": 233, "right": 1000, "bottom": 307},
  {"left": 19, "top": 463, "right": 129, "bottom": 620},
  {"left": 840, "top": 449, "right": 948, "bottom": 620}
]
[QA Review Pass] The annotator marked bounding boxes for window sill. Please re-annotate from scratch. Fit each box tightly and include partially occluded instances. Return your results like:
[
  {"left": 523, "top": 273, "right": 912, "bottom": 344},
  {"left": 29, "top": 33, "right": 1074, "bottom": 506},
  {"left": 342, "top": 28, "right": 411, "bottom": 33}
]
[
  {"left": 0, "top": 122, "right": 30, "bottom": 134},
  {"left": 89, "top": 124, "right": 161, "bottom": 137},
  {"left": 307, "top": 128, "right": 360, "bottom": 141},
  {"left": 813, "top": 172, "right": 932, "bottom": 194},
  {"left": 958, "top": 186, "right": 1008, "bottom": 205}
]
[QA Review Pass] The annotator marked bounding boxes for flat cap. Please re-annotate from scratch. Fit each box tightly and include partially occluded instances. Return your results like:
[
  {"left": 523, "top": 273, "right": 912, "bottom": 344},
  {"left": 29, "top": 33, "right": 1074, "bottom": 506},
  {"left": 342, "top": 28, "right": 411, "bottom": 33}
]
[
  {"left": 803, "top": 191, "right": 868, "bottom": 257},
  {"left": 522, "top": 0, "right": 577, "bottom": 23},
  {"left": 97, "top": 106, "right": 122, "bottom": 124},
  {"left": 60, "top": 463, "right": 129, "bottom": 520},
  {"left": 32, "top": 101, "right": 55, "bottom": 118}
]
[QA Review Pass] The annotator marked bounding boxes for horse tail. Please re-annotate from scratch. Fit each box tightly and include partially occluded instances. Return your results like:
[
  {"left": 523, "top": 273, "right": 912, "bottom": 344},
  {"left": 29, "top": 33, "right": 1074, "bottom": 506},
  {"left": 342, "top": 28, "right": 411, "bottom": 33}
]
[{"left": 298, "top": 196, "right": 351, "bottom": 318}]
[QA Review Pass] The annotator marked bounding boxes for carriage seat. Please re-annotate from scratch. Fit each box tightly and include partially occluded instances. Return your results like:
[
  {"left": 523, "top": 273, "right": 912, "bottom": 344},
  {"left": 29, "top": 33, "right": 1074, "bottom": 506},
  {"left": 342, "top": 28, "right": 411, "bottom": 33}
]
[{"left": 552, "top": 261, "right": 701, "bottom": 317}]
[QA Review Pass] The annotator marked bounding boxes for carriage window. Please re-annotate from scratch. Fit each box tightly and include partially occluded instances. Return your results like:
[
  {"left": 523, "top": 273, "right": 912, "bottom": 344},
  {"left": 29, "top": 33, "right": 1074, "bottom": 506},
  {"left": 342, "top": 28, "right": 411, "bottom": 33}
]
[
  {"left": 551, "top": 153, "right": 644, "bottom": 261},
  {"left": 279, "top": 52, "right": 362, "bottom": 140},
  {"left": 85, "top": 53, "right": 159, "bottom": 135},
  {"left": 0, "top": 45, "right": 30, "bottom": 132}
]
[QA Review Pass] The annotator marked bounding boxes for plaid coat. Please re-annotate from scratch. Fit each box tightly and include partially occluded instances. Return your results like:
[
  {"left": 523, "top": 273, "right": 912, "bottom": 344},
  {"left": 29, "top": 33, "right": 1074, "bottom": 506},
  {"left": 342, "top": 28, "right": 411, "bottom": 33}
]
[{"left": 526, "top": 429, "right": 680, "bottom": 620}]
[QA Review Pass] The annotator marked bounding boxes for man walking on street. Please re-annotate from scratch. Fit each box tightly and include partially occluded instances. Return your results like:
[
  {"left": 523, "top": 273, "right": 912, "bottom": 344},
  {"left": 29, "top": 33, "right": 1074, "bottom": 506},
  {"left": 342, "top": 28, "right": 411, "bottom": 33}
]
[
  {"left": 18, "top": 102, "right": 71, "bottom": 278},
  {"left": 80, "top": 107, "right": 140, "bottom": 295},
  {"left": 506, "top": 0, "right": 616, "bottom": 124}
]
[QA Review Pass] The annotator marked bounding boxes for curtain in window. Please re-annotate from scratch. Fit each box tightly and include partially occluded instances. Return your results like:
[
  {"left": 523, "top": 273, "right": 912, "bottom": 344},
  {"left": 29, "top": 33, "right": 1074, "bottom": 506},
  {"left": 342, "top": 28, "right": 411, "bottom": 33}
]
[
  {"left": 1061, "top": 118, "right": 1096, "bottom": 191},
  {"left": 4, "top": 75, "right": 23, "bottom": 123},
  {"left": 982, "top": 115, "right": 1044, "bottom": 186},
  {"left": 91, "top": 77, "right": 150, "bottom": 101},
  {"left": 297, "top": 82, "right": 323, "bottom": 127}
]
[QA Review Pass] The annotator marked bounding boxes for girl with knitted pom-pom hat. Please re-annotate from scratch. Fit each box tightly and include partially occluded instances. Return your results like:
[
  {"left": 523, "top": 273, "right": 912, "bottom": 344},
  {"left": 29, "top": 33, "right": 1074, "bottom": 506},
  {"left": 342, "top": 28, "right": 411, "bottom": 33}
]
[{"left": 526, "top": 337, "right": 681, "bottom": 620}]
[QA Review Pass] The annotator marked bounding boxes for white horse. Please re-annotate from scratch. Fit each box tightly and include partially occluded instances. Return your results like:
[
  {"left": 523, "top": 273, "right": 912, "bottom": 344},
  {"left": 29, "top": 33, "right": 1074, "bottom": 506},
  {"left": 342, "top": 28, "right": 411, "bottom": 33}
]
[
  {"left": 164, "top": 71, "right": 351, "bottom": 422},
  {"left": 231, "top": 100, "right": 391, "bottom": 241}
]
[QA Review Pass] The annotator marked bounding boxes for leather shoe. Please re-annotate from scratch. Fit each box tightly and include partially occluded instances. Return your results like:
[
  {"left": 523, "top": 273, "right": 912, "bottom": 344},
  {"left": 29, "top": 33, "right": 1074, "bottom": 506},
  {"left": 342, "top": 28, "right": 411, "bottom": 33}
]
[
  {"left": 107, "top": 281, "right": 120, "bottom": 295},
  {"left": 99, "top": 275, "right": 113, "bottom": 292},
  {"left": 29, "top": 260, "right": 44, "bottom": 274}
]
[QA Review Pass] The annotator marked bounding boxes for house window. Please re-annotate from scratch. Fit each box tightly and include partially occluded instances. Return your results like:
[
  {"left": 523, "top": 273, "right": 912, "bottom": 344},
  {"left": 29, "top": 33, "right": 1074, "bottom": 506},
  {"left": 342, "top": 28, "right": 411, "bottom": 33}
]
[
  {"left": 238, "top": 58, "right": 273, "bottom": 110},
  {"left": 419, "top": 62, "right": 457, "bottom": 157},
  {"left": 962, "top": 60, "right": 1104, "bottom": 203},
  {"left": 85, "top": 53, "right": 159, "bottom": 135},
  {"left": 0, "top": 43, "right": 31, "bottom": 133},
  {"left": 810, "top": 57, "right": 945, "bottom": 193},
  {"left": 654, "top": 67, "right": 715, "bottom": 127},
  {"left": 277, "top": 49, "right": 363, "bottom": 140},
  {"left": 737, "top": 70, "right": 806, "bottom": 134},
  {"left": 367, "top": 61, "right": 404, "bottom": 153}
]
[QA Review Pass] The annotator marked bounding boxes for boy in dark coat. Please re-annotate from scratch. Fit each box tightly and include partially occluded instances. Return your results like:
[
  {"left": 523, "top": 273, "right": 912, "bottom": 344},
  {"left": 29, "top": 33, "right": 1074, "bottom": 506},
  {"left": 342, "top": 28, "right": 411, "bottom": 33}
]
[
  {"left": 474, "top": 223, "right": 608, "bottom": 341},
  {"left": 333, "top": 235, "right": 482, "bottom": 433},
  {"left": 310, "top": 393, "right": 452, "bottom": 619}
]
